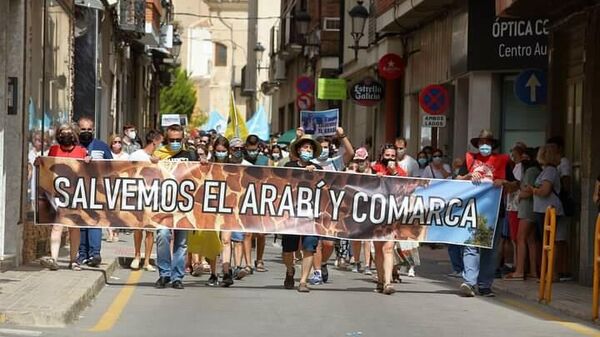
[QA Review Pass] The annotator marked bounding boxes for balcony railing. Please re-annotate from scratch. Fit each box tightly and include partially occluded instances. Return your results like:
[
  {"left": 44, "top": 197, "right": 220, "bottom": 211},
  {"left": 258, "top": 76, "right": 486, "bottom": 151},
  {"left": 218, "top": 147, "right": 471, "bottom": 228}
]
[{"left": 118, "top": 0, "right": 145, "bottom": 33}]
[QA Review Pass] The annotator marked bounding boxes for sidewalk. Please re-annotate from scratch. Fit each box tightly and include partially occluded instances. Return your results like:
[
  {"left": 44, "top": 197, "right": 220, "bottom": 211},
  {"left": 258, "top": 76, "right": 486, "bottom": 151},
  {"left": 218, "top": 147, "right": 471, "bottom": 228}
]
[
  {"left": 0, "top": 234, "right": 136, "bottom": 327},
  {"left": 419, "top": 246, "right": 595, "bottom": 323}
]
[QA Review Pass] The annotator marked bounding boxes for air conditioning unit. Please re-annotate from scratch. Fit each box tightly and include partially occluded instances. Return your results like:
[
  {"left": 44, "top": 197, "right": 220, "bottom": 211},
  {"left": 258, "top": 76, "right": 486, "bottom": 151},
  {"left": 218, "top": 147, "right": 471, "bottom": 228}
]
[{"left": 273, "top": 58, "right": 286, "bottom": 82}]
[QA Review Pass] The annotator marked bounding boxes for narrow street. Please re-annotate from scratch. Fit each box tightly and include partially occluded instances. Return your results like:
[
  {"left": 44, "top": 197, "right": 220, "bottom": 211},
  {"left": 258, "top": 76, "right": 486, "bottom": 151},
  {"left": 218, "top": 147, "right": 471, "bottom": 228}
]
[{"left": 2, "top": 243, "right": 598, "bottom": 337}]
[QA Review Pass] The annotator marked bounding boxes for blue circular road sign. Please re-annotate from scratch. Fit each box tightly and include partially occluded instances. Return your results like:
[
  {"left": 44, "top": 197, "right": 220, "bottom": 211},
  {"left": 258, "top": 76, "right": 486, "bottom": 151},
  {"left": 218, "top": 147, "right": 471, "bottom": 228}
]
[{"left": 514, "top": 69, "right": 547, "bottom": 105}]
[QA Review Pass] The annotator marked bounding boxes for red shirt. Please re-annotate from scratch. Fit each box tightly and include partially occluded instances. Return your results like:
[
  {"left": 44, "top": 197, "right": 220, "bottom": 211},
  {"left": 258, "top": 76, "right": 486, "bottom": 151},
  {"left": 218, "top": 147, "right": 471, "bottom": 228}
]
[
  {"left": 48, "top": 145, "right": 87, "bottom": 159},
  {"left": 372, "top": 162, "right": 408, "bottom": 177},
  {"left": 465, "top": 152, "right": 510, "bottom": 180}
]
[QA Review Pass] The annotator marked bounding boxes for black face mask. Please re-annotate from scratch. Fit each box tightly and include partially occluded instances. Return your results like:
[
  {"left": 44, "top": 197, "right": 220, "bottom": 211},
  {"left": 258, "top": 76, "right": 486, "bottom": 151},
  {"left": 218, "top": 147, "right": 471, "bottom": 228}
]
[
  {"left": 58, "top": 134, "right": 75, "bottom": 146},
  {"left": 79, "top": 131, "right": 93, "bottom": 145},
  {"left": 381, "top": 158, "right": 392, "bottom": 166}
]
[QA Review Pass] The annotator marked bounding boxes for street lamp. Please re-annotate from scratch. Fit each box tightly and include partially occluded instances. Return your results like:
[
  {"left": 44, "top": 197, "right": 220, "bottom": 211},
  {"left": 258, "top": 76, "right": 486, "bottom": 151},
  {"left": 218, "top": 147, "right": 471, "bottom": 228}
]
[
  {"left": 172, "top": 32, "right": 182, "bottom": 60},
  {"left": 348, "top": 0, "right": 369, "bottom": 59},
  {"left": 295, "top": 9, "right": 311, "bottom": 36},
  {"left": 254, "top": 42, "right": 269, "bottom": 73}
]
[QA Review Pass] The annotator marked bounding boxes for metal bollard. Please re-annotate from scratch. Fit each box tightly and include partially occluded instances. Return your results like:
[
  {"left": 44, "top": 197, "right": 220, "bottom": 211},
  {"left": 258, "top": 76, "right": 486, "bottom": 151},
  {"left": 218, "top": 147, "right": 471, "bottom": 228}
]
[
  {"left": 538, "top": 207, "right": 557, "bottom": 304},
  {"left": 592, "top": 214, "right": 600, "bottom": 320}
]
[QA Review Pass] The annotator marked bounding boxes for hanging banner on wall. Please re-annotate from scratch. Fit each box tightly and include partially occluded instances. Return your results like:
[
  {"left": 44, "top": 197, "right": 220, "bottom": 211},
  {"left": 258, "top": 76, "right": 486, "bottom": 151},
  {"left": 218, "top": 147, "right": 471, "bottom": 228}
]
[
  {"left": 300, "top": 109, "right": 339, "bottom": 136},
  {"left": 36, "top": 157, "right": 503, "bottom": 248},
  {"left": 350, "top": 77, "right": 384, "bottom": 107}
]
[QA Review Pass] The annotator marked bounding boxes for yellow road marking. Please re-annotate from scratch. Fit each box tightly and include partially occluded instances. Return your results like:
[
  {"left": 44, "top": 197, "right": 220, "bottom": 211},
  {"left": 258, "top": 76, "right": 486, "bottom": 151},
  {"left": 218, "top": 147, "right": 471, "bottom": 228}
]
[
  {"left": 500, "top": 298, "right": 600, "bottom": 337},
  {"left": 88, "top": 270, "right": 143, "bottom": 332}
]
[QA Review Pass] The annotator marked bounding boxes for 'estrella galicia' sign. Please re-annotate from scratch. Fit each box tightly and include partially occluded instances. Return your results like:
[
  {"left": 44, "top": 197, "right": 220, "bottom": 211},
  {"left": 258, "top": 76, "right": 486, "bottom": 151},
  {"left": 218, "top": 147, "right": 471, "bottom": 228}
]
[{"left": 350, "top": 77, "right": 384, "bottom": 107}]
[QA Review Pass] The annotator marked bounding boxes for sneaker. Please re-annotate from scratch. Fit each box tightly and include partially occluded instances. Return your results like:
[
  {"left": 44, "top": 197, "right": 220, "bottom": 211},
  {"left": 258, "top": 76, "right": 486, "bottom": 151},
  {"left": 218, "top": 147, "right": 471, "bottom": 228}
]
[
  {"left": 297, "top": 282, "right": 310, "bottom": 293},
  {"left": 308, "top": 270, "right": 323, "bottom": 285},
  {"left": 87, "top": 256, "right": 102, "bottom": 268},
  {"left": 408, "top": 266, "right": 415, "bottom": 278},
  {"left": 447, "top": 271, "right": 462, "bottom": 278},
  {"left": 352, "top": 263, "right": 361, "bottom": 273},
  {"left": 478, "top": 288, "right": 496, "bottom": 297},
  {"left": 364, "top": 267, "right": 373, "bottom": 276},
  {"left": 460, "top": 283, "right": 476, "bottom": 297},
  {"left": 221, "top": 271, "right": 234, "bottom": 287},
  {"left": 155, "top": 276, "right": 171, "bottom": 289},
  {"left": 284, "top": 268, "right": 295, "bottom": 289},
  {"left": 130, "top": 258, "right": 141, "bottom": 270},
  {"left": 172, "top": 280, "right": 184, "bottom": 290},
  {"left": 321, "top": 264, "right": 329, "bottom": 283},
  {"left": 206, "top": 274, "right": 219, "bottom": 286}
]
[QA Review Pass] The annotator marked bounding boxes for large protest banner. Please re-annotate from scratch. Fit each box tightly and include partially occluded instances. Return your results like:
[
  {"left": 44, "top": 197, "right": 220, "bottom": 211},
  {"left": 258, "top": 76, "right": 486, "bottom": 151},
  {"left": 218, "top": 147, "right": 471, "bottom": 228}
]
[
  {"left": 300, "top": 109, "right": 339, "bottom": 136},
  {"left": 36, "top": 157, "right": 502, "bottom": 248}
]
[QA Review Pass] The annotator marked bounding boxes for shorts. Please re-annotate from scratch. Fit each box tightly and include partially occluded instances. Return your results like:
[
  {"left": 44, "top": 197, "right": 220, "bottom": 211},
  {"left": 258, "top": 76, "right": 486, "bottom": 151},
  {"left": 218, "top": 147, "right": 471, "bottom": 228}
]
[
  {"left": 231, "top": 232, "right": 245, "bottom": 242},
  {"left": 534, "top": 212, "right": 568, "bottom": 242},
  {"left": 507, "top": 211, "right": 519, "bottom": 241},
  {"left": 281, "top": 235, "right": 319, "bottom": 253}
]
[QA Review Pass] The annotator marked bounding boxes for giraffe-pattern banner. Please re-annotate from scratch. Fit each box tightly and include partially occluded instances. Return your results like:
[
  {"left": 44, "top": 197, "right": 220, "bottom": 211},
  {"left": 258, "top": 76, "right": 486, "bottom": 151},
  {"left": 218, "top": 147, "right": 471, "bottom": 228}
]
[{"left": 35, "top": 157, "right": 503, "bottom": 248}]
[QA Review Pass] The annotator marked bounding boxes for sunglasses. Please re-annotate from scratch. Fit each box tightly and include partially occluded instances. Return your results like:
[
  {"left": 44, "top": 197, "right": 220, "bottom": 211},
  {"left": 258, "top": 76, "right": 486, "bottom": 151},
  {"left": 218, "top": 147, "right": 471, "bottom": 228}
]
[
  {"left": 168, "top": 138, "right": 183, "bottom": 142},
  {"left": 80, "top": 128, "right": 93, "bottom": 132},
  {"left": 113, "top": 141, "right": 122, "bottom": 144}
]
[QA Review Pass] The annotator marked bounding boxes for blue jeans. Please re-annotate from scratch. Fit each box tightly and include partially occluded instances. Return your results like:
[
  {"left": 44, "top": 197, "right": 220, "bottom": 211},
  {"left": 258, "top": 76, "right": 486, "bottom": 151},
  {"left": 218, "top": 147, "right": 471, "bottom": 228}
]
[
  {"left": 156, "top": 229, "right": 188, "bottom": 281},
  {"left": 79, "top": 228, "right": 102, "bottom": 262},
  {"left": 462, "top": 220, "right": 501, "bottom": 290},
  {"left": 447, "top": 245, "right": 464, "bottom": 273}
]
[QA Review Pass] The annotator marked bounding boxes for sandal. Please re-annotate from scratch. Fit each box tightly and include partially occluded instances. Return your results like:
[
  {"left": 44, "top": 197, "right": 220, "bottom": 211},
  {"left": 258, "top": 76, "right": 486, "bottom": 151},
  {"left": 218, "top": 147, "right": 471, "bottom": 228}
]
[
  {"left": 374, "top": 282, "right": 384, "bottom": 293},
  {"left": 244, "top": 266, "right": 254, "bottom": 275},
  {"left": 503, "top": 273, "right": 524, "bottom": 281},
  {"left": 297, "top": 282, "right": 310, "bottom": 293},
  {"left": 255, "top": 260, "right": 267, "bottom": 272},
  {"left": 382, "top": 284, "right": 396, "bottom": 295},
  {"left": 191, "top": 263, "right": 202, "bottom": 277},
  {"left": 69, "top": 262, "right": 82, "bottom": 271}
]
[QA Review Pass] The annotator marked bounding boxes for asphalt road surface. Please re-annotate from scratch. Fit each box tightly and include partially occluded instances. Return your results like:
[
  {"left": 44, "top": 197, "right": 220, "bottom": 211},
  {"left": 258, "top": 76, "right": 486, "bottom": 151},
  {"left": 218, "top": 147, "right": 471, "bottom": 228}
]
[{"left": 2, "top": 244, "right": 599, "bottom": 337}]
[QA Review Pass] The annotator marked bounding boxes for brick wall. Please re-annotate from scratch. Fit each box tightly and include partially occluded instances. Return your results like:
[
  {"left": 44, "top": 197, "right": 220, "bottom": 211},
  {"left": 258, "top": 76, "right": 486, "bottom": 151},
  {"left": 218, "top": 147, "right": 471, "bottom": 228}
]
[{"left": 374, "top": 0, "right": 397, "bottom": 17}]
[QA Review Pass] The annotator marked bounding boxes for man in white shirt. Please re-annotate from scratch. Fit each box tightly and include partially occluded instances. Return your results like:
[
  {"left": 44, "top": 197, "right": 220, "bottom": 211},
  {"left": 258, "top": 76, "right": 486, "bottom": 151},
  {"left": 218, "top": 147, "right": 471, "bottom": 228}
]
[{"left": 395, "top": 137, "right": 419, "bottom": 177}]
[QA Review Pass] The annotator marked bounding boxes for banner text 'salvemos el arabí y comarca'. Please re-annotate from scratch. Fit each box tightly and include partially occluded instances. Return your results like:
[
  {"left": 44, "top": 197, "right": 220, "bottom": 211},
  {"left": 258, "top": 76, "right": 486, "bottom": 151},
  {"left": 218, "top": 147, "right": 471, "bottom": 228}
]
[{"left": 36, "top": 157, "right": 502, "bottom": 248}]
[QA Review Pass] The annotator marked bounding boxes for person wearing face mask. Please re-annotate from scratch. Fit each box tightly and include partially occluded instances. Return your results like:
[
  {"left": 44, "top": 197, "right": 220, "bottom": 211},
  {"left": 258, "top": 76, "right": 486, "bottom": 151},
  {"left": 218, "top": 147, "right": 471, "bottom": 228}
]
[
  {"left": 421, "top": 149, "right": 451, "bottom": 179},
  {"left": 244, "top": 134, "right": 269, "bottom": 166},
  {"left": 307, "top": 128, "right": 354, "bottom": 285},
  {"left": 39, "top": 124, "right": 87, "bottom": 271},
  {"left": 122, "top": 124, "right": 142, "bottom": 155},
  {"left": 268, "top": 145, "right": 284, "bottom": 166},
  {"left": 456, "top": 129, "right": 517, "bottom": 298},
  {"left": 395, "top": 137, "right": 420, "bottom": 177},
  {"left": 416, "top": 151, "right": 429, "bottom": 177},
  {"left": 282, "top": 135, "right": 323, "bottom": 293},
  {"left": 152, "top": 125, "right": 197, "bottom": 290},
  {"left": 128, "top": 129, "right": 164, "bottom": 272},
  {"left": 109, "top": 134, "right": 129, "bottom": 161},
  {"left": 77, "top": 117, "right": 112, "bottom": 269},
  {"left": 371, "top": 144, "right": 408, "bottom": 295}
]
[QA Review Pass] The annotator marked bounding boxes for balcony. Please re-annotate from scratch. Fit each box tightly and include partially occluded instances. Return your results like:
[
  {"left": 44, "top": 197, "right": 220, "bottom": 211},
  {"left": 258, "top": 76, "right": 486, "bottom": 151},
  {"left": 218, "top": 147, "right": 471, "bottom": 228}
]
[
  {"left": 136, "top": 0, "right": 163, "bottom": 46},
  {"left": 118, "top": 0, "right": 145, "bottom": 33},
  {"left": 276, "top": 14, "right": 303, "bottom": 61}
]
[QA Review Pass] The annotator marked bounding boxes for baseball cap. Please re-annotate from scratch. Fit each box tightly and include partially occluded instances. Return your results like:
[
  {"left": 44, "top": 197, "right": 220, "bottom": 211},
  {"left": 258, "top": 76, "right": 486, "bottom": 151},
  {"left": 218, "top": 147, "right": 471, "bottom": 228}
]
[{"left": 353, "top": 147, "right": 369, "bottom": 161}]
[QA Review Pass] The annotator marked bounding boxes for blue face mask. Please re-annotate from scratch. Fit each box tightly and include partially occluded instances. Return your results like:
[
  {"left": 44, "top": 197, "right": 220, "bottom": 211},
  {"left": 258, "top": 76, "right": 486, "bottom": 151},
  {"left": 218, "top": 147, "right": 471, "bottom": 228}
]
[
  {"left": 300, "top": 150, "right": 313, "bottom": 162},
  {"left": 169, "top": 141, "right": 182, "bottom": 152},
  {"left": 232, "top": 150, "right": 243, "bottom": 159},
  {"left": 215, "top": 151, "right": 228, "bottom": 160},
  {"left": 247, "top": 150, "right": 259, "bottom": 159},
  {"left": 418, "top": 158, "right": 428, "bottom": 166},
  {"left": 479, "top": 144, "right": 493, "bottom": 156},
  {"left": 319, "top": 149, "right": 329, "bottom": 160}
]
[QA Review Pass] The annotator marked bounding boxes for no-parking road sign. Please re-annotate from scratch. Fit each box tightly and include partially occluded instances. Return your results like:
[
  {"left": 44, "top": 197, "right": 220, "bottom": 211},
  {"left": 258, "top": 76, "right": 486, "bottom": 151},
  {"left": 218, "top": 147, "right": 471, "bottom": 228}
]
[{"left": 419, "top": 84, "right": 450, "bottom": 115}]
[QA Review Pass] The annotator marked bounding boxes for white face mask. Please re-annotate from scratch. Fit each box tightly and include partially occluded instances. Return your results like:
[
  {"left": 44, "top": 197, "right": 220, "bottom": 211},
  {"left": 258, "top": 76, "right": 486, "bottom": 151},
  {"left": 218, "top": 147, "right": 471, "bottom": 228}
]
[{"left": 127, "top": 131, "right": 136, "bottom": 140}]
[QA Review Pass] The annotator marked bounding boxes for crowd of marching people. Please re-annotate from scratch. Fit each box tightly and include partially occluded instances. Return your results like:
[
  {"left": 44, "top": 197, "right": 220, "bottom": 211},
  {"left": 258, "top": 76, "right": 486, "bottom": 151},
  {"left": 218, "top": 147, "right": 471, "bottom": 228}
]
[{"left": 30, "top": 119, "right": 589, "bottom": 297}]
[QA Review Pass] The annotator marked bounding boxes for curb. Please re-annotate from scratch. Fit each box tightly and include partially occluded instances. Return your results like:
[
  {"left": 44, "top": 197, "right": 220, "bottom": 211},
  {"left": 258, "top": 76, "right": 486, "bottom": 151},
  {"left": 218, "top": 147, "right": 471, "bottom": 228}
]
[{"left": 1, "top": 258, "right": 120, "bottom": 327}]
